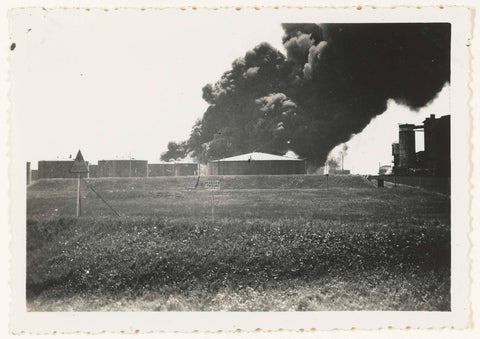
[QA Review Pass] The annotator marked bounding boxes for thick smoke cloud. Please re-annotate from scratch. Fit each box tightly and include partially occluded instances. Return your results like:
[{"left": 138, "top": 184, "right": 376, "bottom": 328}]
[{"left": 162, "top": 23, "right": 450, "bottom": 165}]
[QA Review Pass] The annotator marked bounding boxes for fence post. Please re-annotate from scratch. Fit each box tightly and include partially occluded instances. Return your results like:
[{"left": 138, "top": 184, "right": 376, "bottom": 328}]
[
  {"left": 76, "top": 174, "right": 81, "bottom": 217},
  {"left": 211, "top": 190, "right": 214, "bottom": 222}
]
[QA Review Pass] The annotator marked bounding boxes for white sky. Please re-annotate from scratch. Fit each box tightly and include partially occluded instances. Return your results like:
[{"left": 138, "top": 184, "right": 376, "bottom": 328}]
[
  {"left": 11, "top": 9, "right": 285, "bottom": 166},
  {"left": 11, "top": 8, "right": 449, "bottom": 174}
]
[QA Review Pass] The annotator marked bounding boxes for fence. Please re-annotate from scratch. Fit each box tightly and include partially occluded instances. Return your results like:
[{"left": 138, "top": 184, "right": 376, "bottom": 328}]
[{"left": 382, "top": 175, "right": 450, "bottom": 194}]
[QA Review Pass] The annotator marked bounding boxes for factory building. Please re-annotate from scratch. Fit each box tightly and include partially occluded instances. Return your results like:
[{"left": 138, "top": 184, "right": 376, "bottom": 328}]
[
  {"left": 392, "top": 114, "right": 450, "bottom": 176},
  {"left": 208, "top": 152, "right": 306, "bottom": 175},
  {"left": 97, "top": 160, "right": 148, "bottom": 177},
  {"left": 424, "top": 115, "right": 450, "bottom": 176},
  {"left": 148, "top": 162, "right": 199, "bottom": 177}
]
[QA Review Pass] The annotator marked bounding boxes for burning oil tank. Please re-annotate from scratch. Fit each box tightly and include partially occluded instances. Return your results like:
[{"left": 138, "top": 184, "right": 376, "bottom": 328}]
[{"left": 398, "top": 124, "right": 416, "bottom": 169}]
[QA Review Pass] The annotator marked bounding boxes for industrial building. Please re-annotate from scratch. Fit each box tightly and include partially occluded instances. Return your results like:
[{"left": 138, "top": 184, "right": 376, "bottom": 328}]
[
  {"left": 97, "top": 160, "right": 148, "bottom": 177},
  {"left": 392, "top": 114, "right": 450, "bottom": 176},
  {"left": 148, "top": 162, "right": 199, "bottom": 177},
  {"left": 208, "top": 152, "right": 306, "bottom": 175}
]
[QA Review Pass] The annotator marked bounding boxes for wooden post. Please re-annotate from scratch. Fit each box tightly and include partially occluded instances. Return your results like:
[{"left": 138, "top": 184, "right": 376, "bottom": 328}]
[
  {"left": 76, "top": 174, "right": 81, "bottom": 217},
  {"left": 211, "top": 190, "right": 214, "bottom": 222},
  {"left": 26, "top": 162, "right": 31, "bottom": 185}
]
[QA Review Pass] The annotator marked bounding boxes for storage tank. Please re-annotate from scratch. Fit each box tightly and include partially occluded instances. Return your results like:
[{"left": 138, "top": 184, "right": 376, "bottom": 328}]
[
  {"left": 38, "top": 160, "right": 78, "bottom": 179},
  {"left": 398, "top": 124, "right": 416, "bottom": 168},
  {"left": 208, "top": 152, "right": 306, "bottom": 175},
  {"left": 97, "top": 160, "right": 148, "bottom": 177}
]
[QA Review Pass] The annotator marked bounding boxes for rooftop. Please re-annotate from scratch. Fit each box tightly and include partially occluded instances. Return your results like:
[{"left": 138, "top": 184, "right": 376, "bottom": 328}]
[
  {"left": 212, "top": 152, "right": 304, "bottom": 162},
  {"left": 38, "top": 159, "right": 75, "bottom": 162},
  {"left": 98, "top": 159, "right": 148, "bottom": 162},
  {"left": 150, "top": 161, "right": 198, "bottom": 165}
]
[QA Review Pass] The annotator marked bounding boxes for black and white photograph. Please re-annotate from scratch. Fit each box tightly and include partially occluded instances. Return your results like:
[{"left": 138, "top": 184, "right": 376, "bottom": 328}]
[{"left": 5, "top": 3, "right": 474, "bottom": 334}]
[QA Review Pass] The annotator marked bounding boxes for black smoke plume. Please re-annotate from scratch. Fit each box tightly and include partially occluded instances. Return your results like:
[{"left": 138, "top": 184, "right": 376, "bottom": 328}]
[{"left": 161, "top": 23, "right": 450, "bottom": 164}]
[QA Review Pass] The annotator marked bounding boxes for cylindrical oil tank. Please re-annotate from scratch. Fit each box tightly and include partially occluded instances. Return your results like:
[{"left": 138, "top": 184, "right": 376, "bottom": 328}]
[{"left": 399, "top": 124, "right": 416, "bottom": 168}]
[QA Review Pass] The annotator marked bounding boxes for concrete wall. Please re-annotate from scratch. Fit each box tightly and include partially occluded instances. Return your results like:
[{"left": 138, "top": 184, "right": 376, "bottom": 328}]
[
  {"left": 97, "top": 160, "right": 148, "bottom": 177},
  {"left": 208, "top": 160, "right": 306, "bottom": 175},
  {"left": 148, "top": 163, "right": 198, "bottom": 177}
]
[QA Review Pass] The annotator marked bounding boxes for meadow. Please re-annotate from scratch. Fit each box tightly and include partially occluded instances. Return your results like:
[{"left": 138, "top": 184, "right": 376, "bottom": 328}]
[{"left": 26, "top": 175, "right": 450, "bottom": 311}]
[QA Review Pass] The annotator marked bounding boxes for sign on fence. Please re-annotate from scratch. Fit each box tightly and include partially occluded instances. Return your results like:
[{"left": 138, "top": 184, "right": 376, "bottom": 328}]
[
  {"left": 70, "top": 150, "right": 89, "bottom": 217},
  {"left": 205, "top": 179, "right": 221, "bottom": 191},
  {"left": 70, "top": 150, "right": 89, "bottom": 174},
  {"left": 205, "top": 179, "right": 220, "bottom": 222}
]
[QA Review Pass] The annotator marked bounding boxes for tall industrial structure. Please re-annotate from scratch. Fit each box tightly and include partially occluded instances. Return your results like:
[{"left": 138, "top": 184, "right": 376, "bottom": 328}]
[
  {"left": 392, "top": 114, "right": 450, "bottom": 176},
  {"left": 398, "top": 124, "right": 417, "bottom": 169},
  {"left": 423, "top": 115, "right": 451, "bottom": 176}
]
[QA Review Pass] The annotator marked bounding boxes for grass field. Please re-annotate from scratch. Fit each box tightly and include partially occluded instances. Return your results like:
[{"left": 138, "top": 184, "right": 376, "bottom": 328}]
[{"left": 27, "top": 175, "right": 451, "bottom": 311}]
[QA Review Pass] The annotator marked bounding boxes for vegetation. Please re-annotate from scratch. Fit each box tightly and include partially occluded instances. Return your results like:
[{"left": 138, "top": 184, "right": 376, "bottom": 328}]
[{"left": 27, "top": 175, "right": 450, "bottom": 311}]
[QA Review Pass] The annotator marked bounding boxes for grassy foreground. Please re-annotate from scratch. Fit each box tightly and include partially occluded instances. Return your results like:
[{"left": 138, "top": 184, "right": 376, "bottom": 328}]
[{"left": 27, "top": 176, "right": 450, "bottom": 311}]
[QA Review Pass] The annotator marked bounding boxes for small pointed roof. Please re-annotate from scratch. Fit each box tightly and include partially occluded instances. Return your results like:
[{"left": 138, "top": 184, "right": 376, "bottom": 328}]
[
  {"left": 212, "top": 152, "right": 303, "bottom": 162},
  {"left": 70, "top": 150, "right": 89, "bottom": 173}
]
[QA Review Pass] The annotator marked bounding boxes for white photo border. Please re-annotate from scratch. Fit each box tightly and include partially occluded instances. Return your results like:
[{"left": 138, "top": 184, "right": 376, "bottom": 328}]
[{"left": 7, "top": 4, "right": 473, "bottom": 334}]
